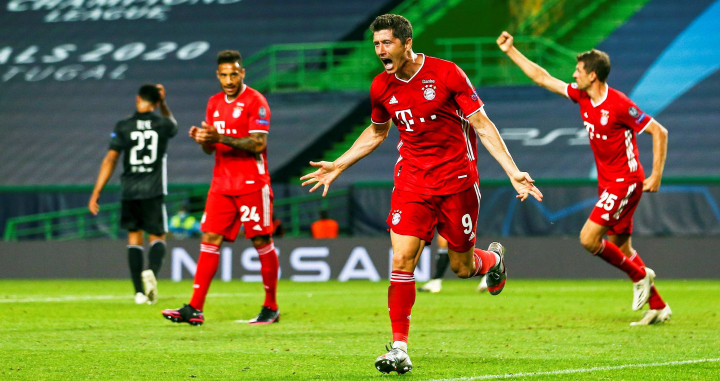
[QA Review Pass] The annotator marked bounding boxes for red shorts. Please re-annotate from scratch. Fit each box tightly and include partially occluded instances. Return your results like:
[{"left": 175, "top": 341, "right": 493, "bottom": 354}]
[
  {"left": 589, "top": 180, "right": 642, "bottom": 235},
  {"left": 386, "top": 184, "right": 480, "bottom": 252},
  {"left": 201, "top": 185, "right": 274, "bottom": 242}
]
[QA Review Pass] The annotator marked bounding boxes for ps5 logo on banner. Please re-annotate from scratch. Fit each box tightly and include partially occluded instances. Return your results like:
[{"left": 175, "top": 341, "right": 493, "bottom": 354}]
[{"left": 6, "top": 0, "right": 244, "bottom": 23}]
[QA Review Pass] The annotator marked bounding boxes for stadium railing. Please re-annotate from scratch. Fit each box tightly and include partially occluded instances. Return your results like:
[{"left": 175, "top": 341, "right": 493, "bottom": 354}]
[
  {"left": 435, "top": 36, "right": 576, "bottom": 86},
  {"left": 7, "top": 177, "right": 718, "bottom": 241},
  {"left": 243, "top": 35, "right": 576, "bottom": 92},
  {"left": 3, "top": 187, "right": 350, "bottom": 241},
  {"left": 243, "top": 0, "right": 464, "bottom": 92}
]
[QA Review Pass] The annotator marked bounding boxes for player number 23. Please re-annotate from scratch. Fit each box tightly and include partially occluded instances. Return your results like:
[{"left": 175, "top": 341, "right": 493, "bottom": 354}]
[
  {"left": 596, "top": 191, "right": 617, "bottom": 211},
  {"left": 129, "top": 130, "right": 158, "bottom": 165}
]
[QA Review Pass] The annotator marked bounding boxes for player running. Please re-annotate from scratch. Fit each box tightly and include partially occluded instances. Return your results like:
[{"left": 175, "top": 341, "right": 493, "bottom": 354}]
[
  {"left": 301, "top": 15, "right": 543, "bottom": 374},
  {"left": 497, "top": 31, "right": 670, "bottom": 326}
]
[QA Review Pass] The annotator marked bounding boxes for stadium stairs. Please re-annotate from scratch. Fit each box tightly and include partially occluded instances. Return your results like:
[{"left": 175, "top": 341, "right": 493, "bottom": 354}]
[{"left": 279, "top": 0, "right": 653, "bottom": 184}]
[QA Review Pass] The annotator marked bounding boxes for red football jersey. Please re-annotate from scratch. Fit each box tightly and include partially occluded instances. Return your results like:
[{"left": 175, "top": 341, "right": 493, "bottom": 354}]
[
  {"left": 566, "top": 83, "right": 652, "bottom": 186},
  {"left": 205, "top": 85, "right": 271, "bottom": 195},
  {"left": 370, "top": 55, "right": 483, "bottom": 195}
]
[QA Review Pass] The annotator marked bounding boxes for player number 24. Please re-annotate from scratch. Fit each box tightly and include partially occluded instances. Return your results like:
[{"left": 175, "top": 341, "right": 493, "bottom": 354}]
[{"left": 240, "top": 206, "right": 260, "bottom": 223}]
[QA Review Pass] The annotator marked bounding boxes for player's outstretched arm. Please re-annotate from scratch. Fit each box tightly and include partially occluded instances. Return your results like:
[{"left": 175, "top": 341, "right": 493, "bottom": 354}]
[
  {"left": 497, "top": 31, "right": 568, "bottom": 97},
  {"left": 300, "top": 121, "right": 391, "bottom": 197},
  {"left": 88, "top": 150, "right": 120, "bottom": 215},
  {"left": 469, "top": 109, "right": 543, "bottom": 202},
  {"left": 642, "top": 119, "right": 668, "bottom": 192}
]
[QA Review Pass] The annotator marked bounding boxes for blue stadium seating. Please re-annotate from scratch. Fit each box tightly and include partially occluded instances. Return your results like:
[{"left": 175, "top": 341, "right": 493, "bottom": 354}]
[
  {"left": 343, "top": 0, "right": 720, "bottom": 183},
  {"left": 0, "top": 0, "right": 393, "bottom": 186}
]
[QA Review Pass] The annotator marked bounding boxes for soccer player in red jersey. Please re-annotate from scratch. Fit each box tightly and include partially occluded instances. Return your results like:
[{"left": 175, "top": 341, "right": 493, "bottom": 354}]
[
  {"left": 162, "top": 50, "right": 280, "bottom": 326},
  {"left": 301, "top": 15, "right": 543, "bottom": 374},
  {"left": 497, "top": 31, "right": 671, "bottom": 326}
]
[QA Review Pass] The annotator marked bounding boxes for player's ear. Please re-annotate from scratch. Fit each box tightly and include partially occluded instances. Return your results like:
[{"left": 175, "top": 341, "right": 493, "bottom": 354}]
[
  {"left": 404, "top": 38, "right": 413, "bottom": 52},
  {"left": 588, "top": 71, "right": 598, "bottom": 82}
]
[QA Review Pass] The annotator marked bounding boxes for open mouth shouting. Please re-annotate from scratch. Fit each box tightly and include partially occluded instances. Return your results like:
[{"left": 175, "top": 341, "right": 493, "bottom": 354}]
[{"left": 381, "top": 58, "right": 394, "bottom": 72}]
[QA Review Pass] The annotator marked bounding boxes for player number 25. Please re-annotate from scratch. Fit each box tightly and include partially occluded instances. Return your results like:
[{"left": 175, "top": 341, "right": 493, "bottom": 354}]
[{"left": 596, "top": 190, "right": 617, "bottom": 211}]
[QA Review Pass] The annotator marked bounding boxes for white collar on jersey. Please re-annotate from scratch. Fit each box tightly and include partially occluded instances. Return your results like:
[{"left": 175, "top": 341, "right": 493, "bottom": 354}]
[
  {"left": 224, "top": 84, "right": 247, "bottom": 103},
  {"left": 394, "top": 53, "right": 425, "bottom": 83},
  {"left": 590, "top": 83, "right": 609, "bottom": 108}
]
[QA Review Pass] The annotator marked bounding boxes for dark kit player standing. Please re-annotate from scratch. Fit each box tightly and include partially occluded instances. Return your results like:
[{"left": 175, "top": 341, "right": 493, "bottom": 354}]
[{"left": 89, "top": 84, "right": 177, "bottom": 305}]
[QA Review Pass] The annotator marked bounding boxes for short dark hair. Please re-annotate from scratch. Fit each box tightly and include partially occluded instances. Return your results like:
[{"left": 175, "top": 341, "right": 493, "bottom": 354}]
[
  {"left": 138, "top": 84, "right": 160, "bottom": 104},
  {"left": 576, "top": 49, "right": 610, "bottom": 83},
  {"left": 369, "top": 14, "right": 413, "bottom": 43},
  {"left": 217, "top": 50, "right": 242, "bottom": 66}
]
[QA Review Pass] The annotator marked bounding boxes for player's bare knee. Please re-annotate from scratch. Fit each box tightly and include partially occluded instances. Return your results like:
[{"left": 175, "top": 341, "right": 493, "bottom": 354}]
[
  {"left": 252, "top": 235, "right": 271, "bottom": 247},
  {"left": 579, "top": 234, "right": 601, "bottom": 254}
]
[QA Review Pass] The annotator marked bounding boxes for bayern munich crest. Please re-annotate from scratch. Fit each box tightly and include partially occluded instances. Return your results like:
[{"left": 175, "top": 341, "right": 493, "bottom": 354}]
[
  {"left": 600, "top": 109, "right": 610, "bottom": 125},
  {"left": 391, "top": 210, "right": 402, "bottom": 225},
  {"left": 422, "top": 84, "right": 436, "bottom": 100}
]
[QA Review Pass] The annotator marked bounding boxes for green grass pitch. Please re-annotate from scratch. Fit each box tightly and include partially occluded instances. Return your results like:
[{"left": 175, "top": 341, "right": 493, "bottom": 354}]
[{"left": 2, "top": 279, "right": 719, "bottom": 380}]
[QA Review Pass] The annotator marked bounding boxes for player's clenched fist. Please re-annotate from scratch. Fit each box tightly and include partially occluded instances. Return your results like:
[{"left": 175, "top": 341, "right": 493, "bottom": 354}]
[{"left": 496, "top": 31, "right": 514, "bottom": 52}]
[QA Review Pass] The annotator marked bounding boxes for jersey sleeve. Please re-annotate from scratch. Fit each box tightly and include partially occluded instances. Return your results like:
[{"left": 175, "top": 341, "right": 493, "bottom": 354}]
[
  {"left": 447, "top": 63, "right": 483, "bottom": 117},
  {"left": 205, "top": 96, "right": 215, "bottom": 124},
  {"left": 617, "top": 96, "right": 652, "bottom": 133},
  {"left": 370, "top": 77, "right": 391, "bottom": 124},
  {"left": 248, "top": 93, "right": 271, "bottom": 134},
  {"left": 566, "top": 83, "right": 581, "bottom": 103},
  {"left": 108, "top": 122, "right": 125, "bottom": 152},
  {"left": 164, "top": 117, "right": 179, "bottom": 138}
]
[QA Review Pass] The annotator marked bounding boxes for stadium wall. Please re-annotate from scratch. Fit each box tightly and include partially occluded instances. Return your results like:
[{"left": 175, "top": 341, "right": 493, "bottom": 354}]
[{"left": 1, "top": 236, "right": 717, "bottom": 280}]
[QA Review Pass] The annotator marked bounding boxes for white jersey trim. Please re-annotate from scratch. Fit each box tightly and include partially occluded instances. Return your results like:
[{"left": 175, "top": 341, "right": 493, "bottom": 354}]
[
  {"left": 262, "top": 184, "right": 271, "bottom": 227},
  {"left": 394, "top": 53, "right": 426, "bottom": 83},
  {"left": 372, "top": 118, "right": 392, "bottom": 125},
  {"left": 248, "top": 130, "right": 269, "bottom": 134},
  {"left": 590, "top": 84, "right": 609, "bottom": 108},
  {"left": 224, "top": 84, "right": 247, "bottom": 103},
  {"left": 465, "top": 105, "right": 484, "bottom": 119},
  {"left": 637, "top": 117, "right": 655, "bottom": 134}
]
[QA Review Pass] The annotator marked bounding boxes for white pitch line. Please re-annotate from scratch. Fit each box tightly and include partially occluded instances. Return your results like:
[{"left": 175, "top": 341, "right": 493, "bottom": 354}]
[
  {"left": 429, "top": 358, "right": 720, "bottom": 380},
  {"left": 0, "top": 289, "right": 357, "bottom": 303}
]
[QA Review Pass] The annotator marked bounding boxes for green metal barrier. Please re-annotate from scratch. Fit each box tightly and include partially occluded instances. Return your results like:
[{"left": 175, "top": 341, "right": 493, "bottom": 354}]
[
  {"left": 243, "top": 0, "right": 464, "bottom": 92},
  {"left": 4, "top": 178, "right": 719, "bottom": 241},
  {"left": 436, "top": 36, "right": 577, "bottom": 86},
  {"left": 3, "top": 187, "right": 350, "bottom": 241}
]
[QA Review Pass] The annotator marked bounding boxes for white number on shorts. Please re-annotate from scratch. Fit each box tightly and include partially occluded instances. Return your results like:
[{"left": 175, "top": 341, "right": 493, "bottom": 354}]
[
  {"left": 596, "top": 190, "right": 617, "bottom": 211},
  {"left": 462, "top": 214, "right": 473, "bottom": 234},
  {"left": 240, "top": 205, "right": 260, "bottom": 222}
]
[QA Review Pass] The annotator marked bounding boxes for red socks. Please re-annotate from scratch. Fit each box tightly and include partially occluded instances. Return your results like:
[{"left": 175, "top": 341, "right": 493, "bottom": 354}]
[
  {"left": 595, "top": 239, "right": 646, "bottom": 282},
  {"left": 472, "top": 248, "right": 497, "bottom": 277},
  {"left": 388, "top": 270, "right": 416, "bottom": 343},
  {"left": 189, "top": 242, "right": 220, "bottom": 311},
  {"left": 257, "top": 242, "right": 279, "bottom": 311},
  {"left": 629, "top": 251, "right": 666, "bottom": 310}
]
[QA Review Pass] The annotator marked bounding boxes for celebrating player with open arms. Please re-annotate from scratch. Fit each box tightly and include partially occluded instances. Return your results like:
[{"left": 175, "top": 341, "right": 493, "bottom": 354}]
[
  {"left": 497, "top": 31, "right": 670, "bottom": 326},
  {"left": 301, "top": 15, "right": 543, "bottom": 374}
]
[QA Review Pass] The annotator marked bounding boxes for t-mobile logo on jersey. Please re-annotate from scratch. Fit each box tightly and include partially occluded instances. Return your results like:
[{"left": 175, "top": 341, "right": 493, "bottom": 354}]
[{"left": 394, "top": 109, "right": 436, "bottom": 132}]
